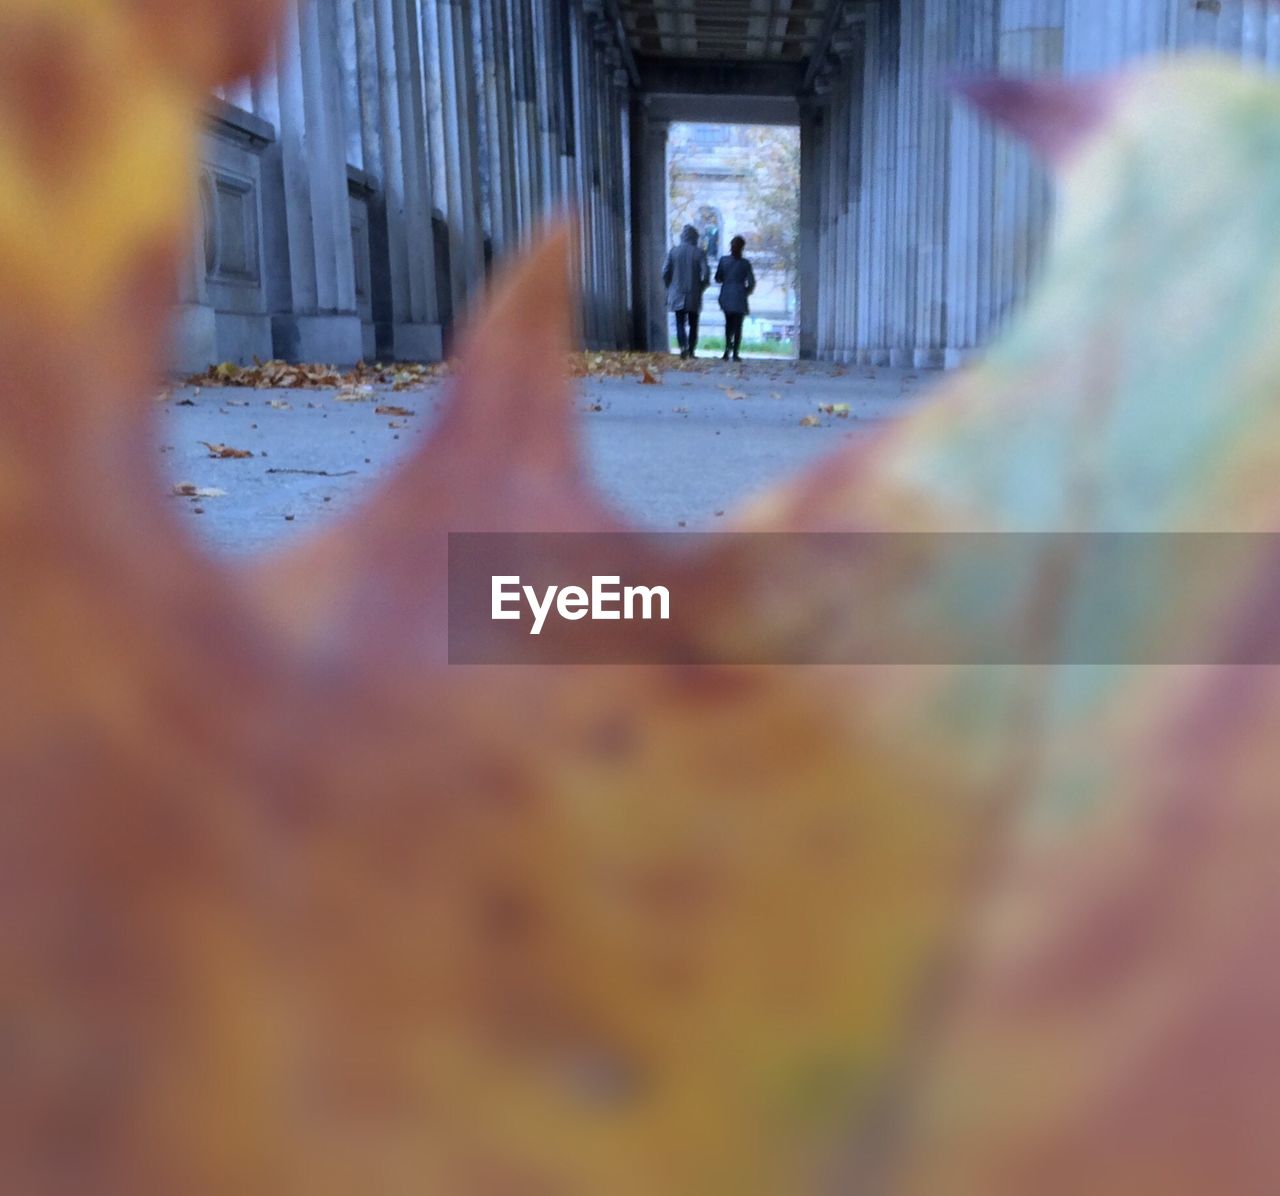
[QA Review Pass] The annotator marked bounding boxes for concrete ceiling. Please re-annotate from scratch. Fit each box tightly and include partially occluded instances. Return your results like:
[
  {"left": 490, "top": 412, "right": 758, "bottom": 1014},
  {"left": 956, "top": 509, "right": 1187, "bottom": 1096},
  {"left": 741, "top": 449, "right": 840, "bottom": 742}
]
[{"left": 613, "top": 0, "right": 838, "bottom": 63}]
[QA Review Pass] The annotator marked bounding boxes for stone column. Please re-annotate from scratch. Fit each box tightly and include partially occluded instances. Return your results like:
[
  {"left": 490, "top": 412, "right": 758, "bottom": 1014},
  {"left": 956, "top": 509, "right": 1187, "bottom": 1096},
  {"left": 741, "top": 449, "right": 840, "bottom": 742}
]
[
  {"left": 910, "top": 0, "right": 956, "bottom": 367},
  {"left": 839, "top": 44, "right": 866, "bottom": 363},
  {"left": 172, "top": 170, "right": 217, "bottom": 372},
  {"left": 478, "top": 0, "right": 517, "bottom": 255},
  {"left": 612, "top": 62, "right": 633, "bottom": 348},
  {"left": 856, "top": 3, "right": 899, "bottom": 366},
  {"left": 616, "top": 65, "right": 632, "bottom": 346},
  {"left": 337, "top": 0, "right": 365, "bottom": 170},
  {"left": 259, "top": 0, "right": 365, "bottom": 364},
  {"left": 1159, "top": 0, "right": 1279, "bottom": 63},
  {"left": 1063, "top": 0, "right": 1166, "bottom": 72},
  {"left": 944, "top": 0, "right": 998, "bottom": 367},
  {"left": 991, "top": 0, "right": 1064, "bottom": 335},
  {"left": 420, "top": 1, "right": 470, "bottom": 319},
  {"left": 431, "top": 0, "right": 485, "bottom": 310},
  {"left": 389, "top": 0, "right": 443, "bottom": 357},
  {"left": 449, "top": 0, "right": 486, "bottom": 288},
  {"left": 1240, "top": 0, "right": 1280, "bottom": 66},
  {"left": 814, "top": 90, "right": 834, "bottom": 358},
  {"left": 630, "top": 98, "right": 669, "bottom": 352},
  {"left": 830, "top": 73, "right": 851, "bottom": 362},
  {"left": 888, "top": 0, "right": 923, "bottom": 367},
  {"left": 823, "top": 107, "right": 835, "bottom": 360},
  {"left": 798, "top": 100, "right": 822, "bottom": 360},
  {"left": 569, "top": 9, "right": 595, "bottom": 346},
  {"left": 530, "top": 0, "right": 562, "bottom": 208},
  {"left": 507, "top": 0, "right": 542, "bottom": 234}
]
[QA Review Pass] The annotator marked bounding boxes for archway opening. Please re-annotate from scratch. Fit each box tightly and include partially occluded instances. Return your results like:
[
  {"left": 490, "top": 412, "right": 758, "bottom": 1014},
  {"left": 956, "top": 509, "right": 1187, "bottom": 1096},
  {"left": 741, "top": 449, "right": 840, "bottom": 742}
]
[{"left": 665, "top": 122, "right": 800, "bottom": 359}]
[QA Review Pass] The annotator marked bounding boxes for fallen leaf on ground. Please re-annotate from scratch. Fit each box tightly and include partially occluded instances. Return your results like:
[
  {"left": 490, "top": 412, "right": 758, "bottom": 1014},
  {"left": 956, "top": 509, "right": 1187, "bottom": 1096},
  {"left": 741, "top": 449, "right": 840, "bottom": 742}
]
[
  {"left": 375, "top": 405, "right": 415, "bottom": 417},
  {"left": 819, "top": 403, "right": 852, "bottom": 418},
  {"left": 639, "top": 367, "right": 660, "bottom": 385},
  {"left": 199, "top": 442, "right": 253, "bottom": 459},
  {"left": 171, "top": 483, "right": 227, "bottom": 499},
  {"left": 799, "top": 415, "right": 821, "bottom": 427}
]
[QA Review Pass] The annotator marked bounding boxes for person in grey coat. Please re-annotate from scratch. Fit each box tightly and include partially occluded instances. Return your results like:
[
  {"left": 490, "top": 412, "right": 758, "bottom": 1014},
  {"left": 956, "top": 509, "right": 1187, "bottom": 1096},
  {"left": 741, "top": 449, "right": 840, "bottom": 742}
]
[
  {"left": 714, "top": 235, "right": 756, "bottom": 362},
  {"left": 662, "top": 224, "right": 710, "bottom": 359}
]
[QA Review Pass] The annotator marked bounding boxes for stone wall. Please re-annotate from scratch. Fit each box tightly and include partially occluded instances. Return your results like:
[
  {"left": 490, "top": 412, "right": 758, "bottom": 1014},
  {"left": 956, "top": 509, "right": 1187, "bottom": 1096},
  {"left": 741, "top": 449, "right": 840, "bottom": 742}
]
[
  {"left": 173, "top": 0, "right": 634, "bottom": 371},
  {"left": 804, "top": 0, "right": 1280, "bottom": 366}
]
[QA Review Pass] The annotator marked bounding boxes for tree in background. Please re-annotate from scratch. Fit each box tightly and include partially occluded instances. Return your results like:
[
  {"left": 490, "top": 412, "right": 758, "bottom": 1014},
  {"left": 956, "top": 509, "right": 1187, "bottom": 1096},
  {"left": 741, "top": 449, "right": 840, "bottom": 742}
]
[
  {"left": 666, "top": 131, "right": 705, "bottom": 246},
  {"left": 739, "top": 126, "right": 800, "bottom": 297}
]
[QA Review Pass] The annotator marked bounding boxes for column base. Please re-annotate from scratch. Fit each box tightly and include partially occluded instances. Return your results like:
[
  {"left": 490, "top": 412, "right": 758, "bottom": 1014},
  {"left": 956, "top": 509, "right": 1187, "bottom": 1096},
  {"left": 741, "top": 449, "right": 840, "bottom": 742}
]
[
  {"left": 215, "top": 312, "right": 273, "bottom": 366},
  {"left": 392, "top": 322, "right": 445, "bottom": 363},
  {"left": 944, "top": 347, "right": 981, "bottom": 370},
  {"left": 272, "top": 314, "right": 366, "bottom": 365},
  {"left": 170, "top": 303, "right": 217, "bottom": 375},
  {"left": 913, "top": 348, "right": 945, "bottom": 370},
  {"left": 889, "top": 348, "right": 914, "bottom": 368}
]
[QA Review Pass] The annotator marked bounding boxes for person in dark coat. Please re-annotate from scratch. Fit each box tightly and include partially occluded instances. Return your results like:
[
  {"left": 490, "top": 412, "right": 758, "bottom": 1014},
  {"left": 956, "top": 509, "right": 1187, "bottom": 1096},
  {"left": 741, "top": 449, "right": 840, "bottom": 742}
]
[
  {"left": 662, "top": 224, "right": 710, "bottom": 359},
  {"left": 715, "top": 235, "right": 756, "bottom": 362}
]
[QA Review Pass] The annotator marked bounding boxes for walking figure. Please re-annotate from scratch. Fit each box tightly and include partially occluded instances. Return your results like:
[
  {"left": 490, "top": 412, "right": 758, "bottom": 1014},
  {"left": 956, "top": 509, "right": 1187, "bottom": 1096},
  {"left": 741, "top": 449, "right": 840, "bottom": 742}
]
[
  {"left": 663, "top": 224, "right": 710, "bottom": 359},
  {"left": 715, "top": 235, "right": 756, "bottom": 362}
]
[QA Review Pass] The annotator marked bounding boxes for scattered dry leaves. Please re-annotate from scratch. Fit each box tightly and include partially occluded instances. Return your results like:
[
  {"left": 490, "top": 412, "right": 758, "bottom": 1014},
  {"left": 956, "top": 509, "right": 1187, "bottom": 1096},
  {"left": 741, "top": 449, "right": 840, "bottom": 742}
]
[{"left": 188, "top": 359, "right": 450, "bottom": 392}]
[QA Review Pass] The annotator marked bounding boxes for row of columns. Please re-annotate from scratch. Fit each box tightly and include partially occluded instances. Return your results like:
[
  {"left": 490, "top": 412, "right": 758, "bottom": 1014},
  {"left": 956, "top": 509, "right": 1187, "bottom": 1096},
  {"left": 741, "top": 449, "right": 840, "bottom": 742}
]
[
  {"left": 805, "top": 0, "right": 1280, "bottom": 367},
  {"left": 192, "top": 0, "right": 633, "bottom": 367}
]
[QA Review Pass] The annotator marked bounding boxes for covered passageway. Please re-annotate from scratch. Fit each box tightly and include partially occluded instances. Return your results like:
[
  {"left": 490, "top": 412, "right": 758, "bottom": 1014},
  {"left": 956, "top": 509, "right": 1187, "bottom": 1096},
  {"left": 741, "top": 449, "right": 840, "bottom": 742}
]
[{"left": 178, "top": 0, "right": 1280, "bottom": 372}]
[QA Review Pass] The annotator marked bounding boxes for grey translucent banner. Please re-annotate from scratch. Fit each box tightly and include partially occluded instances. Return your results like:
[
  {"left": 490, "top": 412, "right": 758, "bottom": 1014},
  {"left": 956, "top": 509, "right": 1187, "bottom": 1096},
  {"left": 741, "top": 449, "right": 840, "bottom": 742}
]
[{"left": 447, "top": 532, "right": 1280, "bottom": 665}]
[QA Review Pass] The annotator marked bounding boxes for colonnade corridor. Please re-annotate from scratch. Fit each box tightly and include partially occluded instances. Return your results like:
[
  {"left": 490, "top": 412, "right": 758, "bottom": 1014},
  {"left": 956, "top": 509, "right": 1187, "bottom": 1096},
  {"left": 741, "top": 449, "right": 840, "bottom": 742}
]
[{"left": 181, "top": 1, "right": 1280, "bottom": 386}]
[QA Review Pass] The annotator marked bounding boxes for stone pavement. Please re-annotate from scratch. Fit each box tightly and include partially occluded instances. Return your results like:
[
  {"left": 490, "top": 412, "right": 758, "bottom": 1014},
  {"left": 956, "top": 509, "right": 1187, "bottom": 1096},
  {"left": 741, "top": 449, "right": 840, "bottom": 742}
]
[{"left": 159, "top": 358, "right": 936, "bottom": 556}]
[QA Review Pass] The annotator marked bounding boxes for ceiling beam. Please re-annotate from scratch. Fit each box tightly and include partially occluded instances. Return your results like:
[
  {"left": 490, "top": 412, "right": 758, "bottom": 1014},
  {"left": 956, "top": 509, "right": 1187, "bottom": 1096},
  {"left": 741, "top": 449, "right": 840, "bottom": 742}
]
[
  {"left": 636, "top": 54, "right": 806, "bottom": 95},
  {"left": 801, "top": 0, "right": 850, "bottom": 92},
  {"left": 602, "top": 0, "right": 642, "bottom": 85}
]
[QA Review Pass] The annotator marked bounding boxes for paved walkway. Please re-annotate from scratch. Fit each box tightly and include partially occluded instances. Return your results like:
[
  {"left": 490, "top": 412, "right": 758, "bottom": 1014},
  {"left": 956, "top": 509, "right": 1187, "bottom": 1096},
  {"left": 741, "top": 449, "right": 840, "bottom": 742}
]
[{"left": 159, "top": 357, "right": 935, "bottom": 556}]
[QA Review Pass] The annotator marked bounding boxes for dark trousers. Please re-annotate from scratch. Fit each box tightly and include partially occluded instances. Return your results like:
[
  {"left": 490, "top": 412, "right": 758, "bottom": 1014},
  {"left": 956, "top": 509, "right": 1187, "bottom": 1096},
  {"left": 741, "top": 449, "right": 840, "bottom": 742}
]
[
  {"left": 675, "top": 309, "right": 699, "bottom": 354},
  {"left": 724, "top": 312, "right": 745, "bottom": 357}
]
